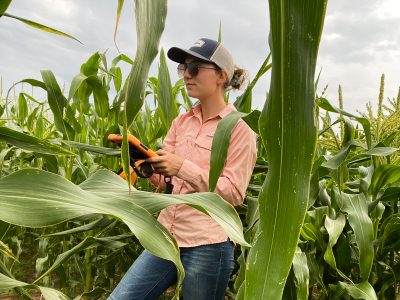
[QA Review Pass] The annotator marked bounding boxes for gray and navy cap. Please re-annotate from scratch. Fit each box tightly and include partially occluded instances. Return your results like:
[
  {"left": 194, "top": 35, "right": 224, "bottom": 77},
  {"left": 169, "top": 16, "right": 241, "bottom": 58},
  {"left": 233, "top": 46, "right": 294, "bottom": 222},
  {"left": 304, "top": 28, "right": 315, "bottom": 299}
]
[{"left": 167, "top": 38, "right": 235, "bottom": 81}]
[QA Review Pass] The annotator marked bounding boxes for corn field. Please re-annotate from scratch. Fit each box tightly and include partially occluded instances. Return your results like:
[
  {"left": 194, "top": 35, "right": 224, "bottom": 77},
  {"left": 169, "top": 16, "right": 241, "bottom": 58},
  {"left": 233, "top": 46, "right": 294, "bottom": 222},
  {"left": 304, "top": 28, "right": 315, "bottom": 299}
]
[{"left": 1, "top": 0, "right": 400, "bottom": 299}]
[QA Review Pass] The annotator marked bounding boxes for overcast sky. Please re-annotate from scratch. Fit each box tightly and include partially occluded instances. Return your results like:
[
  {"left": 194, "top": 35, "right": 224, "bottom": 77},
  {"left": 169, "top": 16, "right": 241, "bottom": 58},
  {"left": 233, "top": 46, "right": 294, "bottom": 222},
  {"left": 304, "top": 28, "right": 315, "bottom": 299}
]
[{"left": 0, "top": 0, "right": 399, "bottom": 115}]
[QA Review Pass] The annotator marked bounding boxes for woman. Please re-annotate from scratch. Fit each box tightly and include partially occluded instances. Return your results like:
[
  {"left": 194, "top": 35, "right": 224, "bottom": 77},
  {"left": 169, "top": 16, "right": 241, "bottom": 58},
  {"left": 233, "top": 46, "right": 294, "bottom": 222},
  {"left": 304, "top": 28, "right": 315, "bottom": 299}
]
[{"left": 109, "top": 38, "right": 257, "bottom": 300}]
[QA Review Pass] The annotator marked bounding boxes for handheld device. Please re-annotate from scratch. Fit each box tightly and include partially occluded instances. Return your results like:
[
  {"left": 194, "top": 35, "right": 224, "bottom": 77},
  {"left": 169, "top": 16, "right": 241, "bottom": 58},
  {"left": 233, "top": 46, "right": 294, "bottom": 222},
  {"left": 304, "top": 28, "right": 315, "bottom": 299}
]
[
  {"left": 108, "top": 134, "right": 156, "bottom": 179},
  {"left": 108, "top": 133, "right": 174, "bottom": 193},
  {"left": 108, "top": 134, "right": 157, "bottom": 159}
]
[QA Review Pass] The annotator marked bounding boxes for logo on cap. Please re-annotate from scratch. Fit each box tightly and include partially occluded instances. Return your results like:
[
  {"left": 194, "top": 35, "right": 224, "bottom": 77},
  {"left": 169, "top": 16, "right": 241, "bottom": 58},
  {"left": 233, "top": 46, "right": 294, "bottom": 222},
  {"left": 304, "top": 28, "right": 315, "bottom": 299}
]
[{"left": 192, "top": 39, "right": 205, "bottom": 48}]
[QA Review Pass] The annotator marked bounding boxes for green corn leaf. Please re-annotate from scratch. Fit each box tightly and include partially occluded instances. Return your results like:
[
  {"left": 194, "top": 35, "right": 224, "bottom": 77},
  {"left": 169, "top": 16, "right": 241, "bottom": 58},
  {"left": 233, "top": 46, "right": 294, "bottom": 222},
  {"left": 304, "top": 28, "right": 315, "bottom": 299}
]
[
  {"left": 338, "top": 281, "right": 377, "bottom": 300},
  {"left": 243, "top": 1, "right": 327, "bottom": 299},
  {"left": 44, "top": 217, "right": 115, "bottom": 237},
  {"left": 68, "top": 73, "right": 88, "bottom": 101},
  {"left": 0, "top": 273, "right": 30, "bottom": 291},
  {"left": 0, "top": 168, "right": 248, "bottom": 298},
  {"left": 323, "top": 213, "right": 349, "bottom": 280},
  {"left": 292, "top": 247, "right": 309, "bottom": 300},
  {"left": 209, "top": 111, "right": 245, "bottom": 192},
  {"left": 19, "top": 78, "right": 47, "bottom": 90},
  {"left": 0, "top": 240, "right": 17, "bottom": 261},
  {"left": 377, "top": 187, "right": 400, "bottom": 202},
  {"left": 2, "top": 13, "right": 80, "bottom": 44},
  {"left": 114, "top": 0, "right": 125, "bottom": 50},
  {"left": 379, "top": 213, "right": 400, "bottom": 254},
  {"left": 245, "top": 196, "right": 259, "bottom": 233},
  {"left": 110, "top": 66, "right": 123, "bottom": 92},
  {"left": 318, "top": 97, "right": 372, "bottom": 149},
  {"left": 322, "top": 140, "right": 367, "bottom": 169},
  {"left": 369, "top": 164, "right": 400, "bottom": 199},
  {"left": 0, "top": 0, "right": 12, "bottom": 17},
  {"left": 0, "top": 126, "right": 74, "bottom": 156},
  {"left": 78, "top": 170, "right": 249, "bottom": 246},
  {"left": 17, "top": 93, "right": 28, "bottom": 125},
  {"left": 81, "top": 52, "right": 101, "bottom": 76},
  {"left": 38, "top": 286, "right": 70, "bottom": 300},
  {"left": 364, "top": 147, "right": 399, "bottom": 156},
  {"left": 40, "top": 70, "right": 69, "bottom": 138},
  {"left": 62, "top": 140, "right": 120, "bottom": 156},
  {"left": 0, "top": 273, "right": 70, "bottom": 300},
  {"left": 234, "top": 53, "right": 271, "bottom": 113},
  {"left": 122, "top": 0, "right": 167, "bottom": 188},
  {"left": 300, "top": 222, "right": 319, "bottom": 242},
  {"left": 86, "top": 76, "right": 109, "bottom": 118},
  {"left": 34, "top": 236, "right": 126, "bottom": 284},
  {"left": 124, "top": 0, "right": 167, "bottom": 127},
  {"left": 306, "top": 253, "right": 327, "bottom": 294},
  {"left": 156, "top": 49, "right": 178, "bottom": 128},
  {"left": 339, "top": 192, "right": 374, "bottom": 280},
  {"left": 111, "top": 54, "right": 134, "bottom": 68},
  {"left": 242, "top": 109, "right": 261, "bottom": 135}
]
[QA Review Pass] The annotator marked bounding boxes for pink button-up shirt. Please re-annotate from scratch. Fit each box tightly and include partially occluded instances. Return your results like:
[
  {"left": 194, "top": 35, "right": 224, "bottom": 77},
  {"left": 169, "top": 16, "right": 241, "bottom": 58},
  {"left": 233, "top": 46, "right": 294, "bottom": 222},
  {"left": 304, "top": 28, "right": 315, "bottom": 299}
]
[{"left": 151, "top": 103, "right": 257, "bottom": 247}]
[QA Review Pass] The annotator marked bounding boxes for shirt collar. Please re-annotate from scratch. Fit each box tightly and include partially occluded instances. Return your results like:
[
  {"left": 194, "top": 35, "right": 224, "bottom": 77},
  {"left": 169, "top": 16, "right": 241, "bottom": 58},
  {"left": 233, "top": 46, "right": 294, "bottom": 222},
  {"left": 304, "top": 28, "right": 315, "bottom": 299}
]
[{"left": 189, "top": 103, "right": 237, "bottom": 120}]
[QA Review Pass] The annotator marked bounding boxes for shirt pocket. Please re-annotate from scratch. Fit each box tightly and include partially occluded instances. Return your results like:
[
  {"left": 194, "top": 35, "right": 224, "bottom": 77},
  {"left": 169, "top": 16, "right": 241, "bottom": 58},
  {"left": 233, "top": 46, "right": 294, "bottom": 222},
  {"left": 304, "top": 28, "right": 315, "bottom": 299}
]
[{"left": 195, "top": 133, "right": 213, "bottom": 151}]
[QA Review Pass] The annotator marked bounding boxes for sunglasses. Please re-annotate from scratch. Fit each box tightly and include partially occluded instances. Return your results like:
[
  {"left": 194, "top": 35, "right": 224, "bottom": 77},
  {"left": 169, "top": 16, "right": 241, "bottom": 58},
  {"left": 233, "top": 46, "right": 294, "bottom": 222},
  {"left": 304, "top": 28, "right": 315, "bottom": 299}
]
[{"left": 177, "top": 63, "right": 220, "bottom": 78}]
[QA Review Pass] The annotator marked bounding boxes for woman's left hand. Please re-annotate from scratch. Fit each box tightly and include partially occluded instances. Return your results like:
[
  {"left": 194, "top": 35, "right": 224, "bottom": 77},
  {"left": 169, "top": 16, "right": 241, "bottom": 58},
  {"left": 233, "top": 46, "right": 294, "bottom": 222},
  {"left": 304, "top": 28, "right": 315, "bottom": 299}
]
[{"left": 146, "top": 149, "right": 184, "bottom": 176}]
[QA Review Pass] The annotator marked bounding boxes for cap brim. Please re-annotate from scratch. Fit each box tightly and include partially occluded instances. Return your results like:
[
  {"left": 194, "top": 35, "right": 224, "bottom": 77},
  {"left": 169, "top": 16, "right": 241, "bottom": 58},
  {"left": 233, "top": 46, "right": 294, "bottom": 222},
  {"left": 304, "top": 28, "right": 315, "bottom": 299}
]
[{"left": 167, "top": 47, "right": 214, "bottom": 64}]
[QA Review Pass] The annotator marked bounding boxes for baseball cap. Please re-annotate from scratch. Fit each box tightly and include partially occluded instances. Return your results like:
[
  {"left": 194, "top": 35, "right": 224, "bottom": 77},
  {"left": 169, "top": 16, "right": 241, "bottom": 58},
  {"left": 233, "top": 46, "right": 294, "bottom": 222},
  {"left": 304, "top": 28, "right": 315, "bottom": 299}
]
[{"left": 167, "top": 38, "right": 234, "bottom": 81}]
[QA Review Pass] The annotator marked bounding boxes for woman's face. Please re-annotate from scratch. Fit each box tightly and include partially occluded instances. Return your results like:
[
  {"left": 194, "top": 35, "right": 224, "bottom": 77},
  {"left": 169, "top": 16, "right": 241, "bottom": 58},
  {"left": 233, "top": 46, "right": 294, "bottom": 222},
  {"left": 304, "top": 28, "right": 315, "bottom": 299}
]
[{"left": 180, "top": 57, "right": 226, "bottom": 100}]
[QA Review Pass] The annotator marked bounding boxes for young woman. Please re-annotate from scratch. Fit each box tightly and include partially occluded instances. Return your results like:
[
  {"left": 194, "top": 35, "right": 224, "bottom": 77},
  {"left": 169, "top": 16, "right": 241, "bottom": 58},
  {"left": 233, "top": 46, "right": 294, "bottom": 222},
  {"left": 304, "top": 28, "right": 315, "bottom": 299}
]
[{"left": 109, "top": 38, "right": 257, "bottom": 300}]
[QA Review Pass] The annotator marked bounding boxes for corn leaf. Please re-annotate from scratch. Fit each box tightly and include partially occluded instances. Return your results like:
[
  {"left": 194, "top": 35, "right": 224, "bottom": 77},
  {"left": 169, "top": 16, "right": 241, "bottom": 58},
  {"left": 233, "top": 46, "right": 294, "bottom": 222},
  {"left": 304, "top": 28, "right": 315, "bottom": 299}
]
[
  {"left": 323, "top": 213, "right": 349, "bottom": 280},
  {"left": 243, "top": 1, "right": 327, "bottom": 298},
  {"left": 62, "top": 140, "right": 120, "bottom": 156},
  {"left": 0, "top": 126, "right": 74, "bottom": 156},
  {"left": 40, "top": 70, "right": 70, "bottom": 138},
  {"left": 124, "top": 0, "right": 166, "bottom": 126},
  {"left": 339, "top": 192, "right": 374, "bottom": 280},
  {"left": 34, "top": 236, "right": 126, "bottom": 284},
  {"left": 44, "top": 218, "right": 115, "bottom": 237},
  {"left": 234, "top": 53, "right": 271, "bottom": 113},
  {"left": 114, "top": 0, "right": 125, "bottom": 50},
  {"left": 0, "top": 240, "right": 17, "bottom": 261},
  {"left": 318, "top": 98, "right": 372, "bottom": 149},
  {"left": 0, "top": 168, "right": 248, "bottom": 298},
  {"left": 0, "top": 273, "right": 70, "bottom": 300},
  {"left": 122, "top": 0, "right": 167, "bottom": 187},
  {"left": 2, "top": 13, "right": 80, "bottom": 44},
  {"left": 369, "top": 164, "right": 400, "bottom": 199},
  {"left": 209, "top": 111, "right": 245, "bottom": 192},
  {"left": 379, "top": 213, "right": 400, "bottom": 254},
  {"left": 156, "top": 49, "right": 178, "bottom": 128},
  {"left": 322, "top": 140, "right": 367, "bottom": 169},
  {"left": 68, "top": 74, "right": 87, "bottom": 101},
  {"left": 364, "top": 147, "right": 399, "bottom": 156},
  {"left": 38, "top": 286, "right": 70, "bottom": 300},
  {"left": 377, "top": 187, "right": 400, "bottom": 202},
  {"left": 0, "top": 0, "right": 12, "bottom": 17},
  {"left": 86, "top": 76, "right": 109, "bottom": 118},
  {"left": 292, "top": 247, "right": 309, "bottom": 300},
  {"left": 242, "top": 109, "right": 261, "bottom": 135},
  {"left": 338, "top": 281, "right": 377, "bottom": 300},
  {"left": 111, "top": 54, "right": 134, "bottom": 68},
  {"left": 78, "top": 170, "right": 249, "bottom": 246}
]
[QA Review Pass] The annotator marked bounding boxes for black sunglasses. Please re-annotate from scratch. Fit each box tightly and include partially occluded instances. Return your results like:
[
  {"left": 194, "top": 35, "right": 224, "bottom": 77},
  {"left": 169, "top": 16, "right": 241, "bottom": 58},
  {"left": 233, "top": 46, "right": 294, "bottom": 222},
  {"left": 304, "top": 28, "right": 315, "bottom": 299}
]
[{"left": 177, "top": 63, "right": 220, "bottom": 78}]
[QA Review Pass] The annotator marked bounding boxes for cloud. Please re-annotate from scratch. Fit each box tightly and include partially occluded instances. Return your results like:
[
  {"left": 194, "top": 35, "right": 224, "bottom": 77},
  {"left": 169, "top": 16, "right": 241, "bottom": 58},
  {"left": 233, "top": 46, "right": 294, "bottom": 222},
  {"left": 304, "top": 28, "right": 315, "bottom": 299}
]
[{"left": 0, "top": 0, "right": 399, "bottom": 115}]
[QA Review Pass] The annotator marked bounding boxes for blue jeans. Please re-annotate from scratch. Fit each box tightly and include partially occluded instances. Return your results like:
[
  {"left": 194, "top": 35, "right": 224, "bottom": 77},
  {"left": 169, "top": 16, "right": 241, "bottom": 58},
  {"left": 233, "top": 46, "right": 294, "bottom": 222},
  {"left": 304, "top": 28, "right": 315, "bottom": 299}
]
[{"left": 108, "top": 241, "right": 234, "bottom": 300}]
